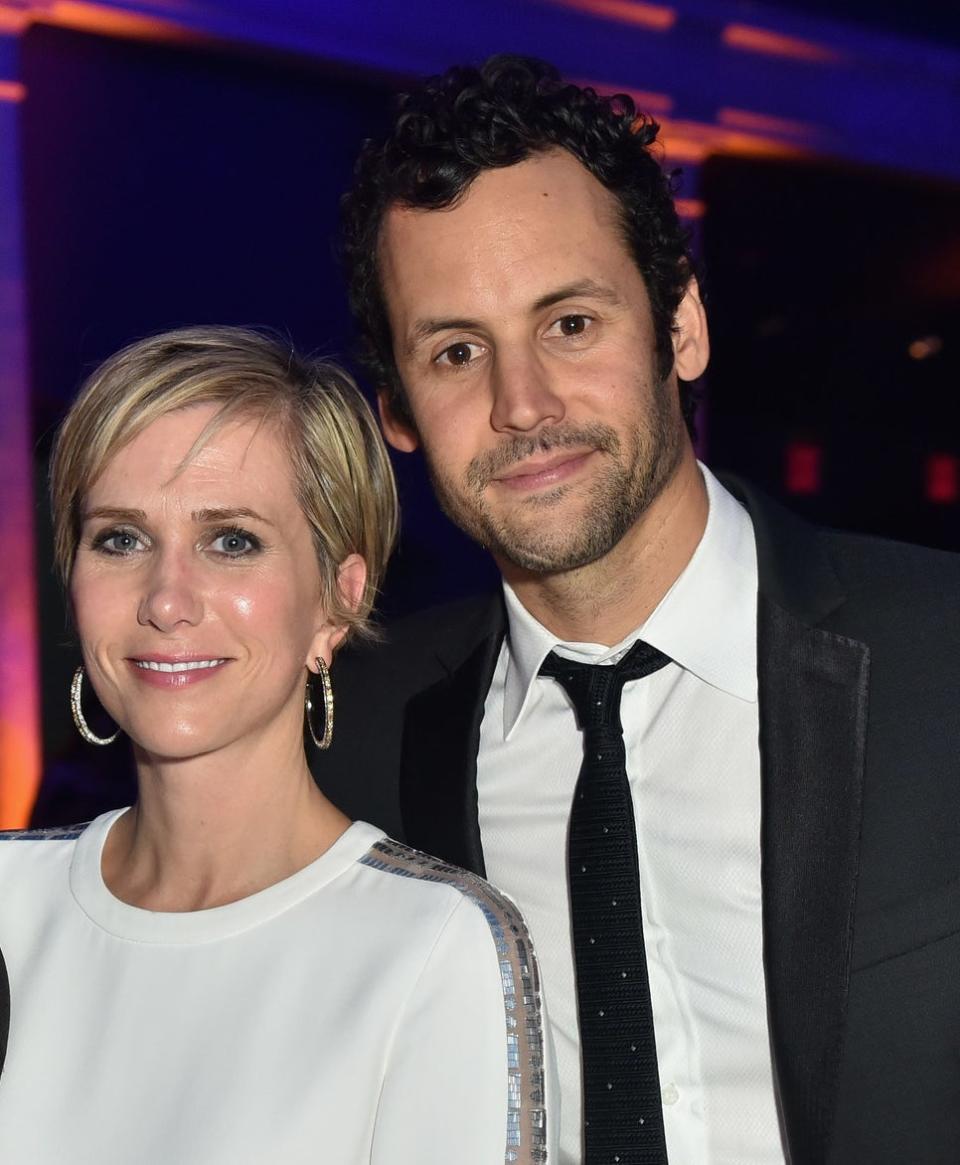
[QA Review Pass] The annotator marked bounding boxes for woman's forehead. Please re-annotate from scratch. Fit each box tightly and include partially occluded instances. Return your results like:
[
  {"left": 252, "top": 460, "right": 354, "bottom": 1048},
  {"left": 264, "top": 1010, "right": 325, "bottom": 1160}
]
[{"left": 86, "top": 406, "right": 298, "bottom": 514}]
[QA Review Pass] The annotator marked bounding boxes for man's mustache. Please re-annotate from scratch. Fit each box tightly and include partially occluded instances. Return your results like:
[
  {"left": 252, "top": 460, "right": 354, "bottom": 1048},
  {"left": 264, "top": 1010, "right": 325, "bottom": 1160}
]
[{"left": 466, "top": 424, "right": 621, "bottom": 491}]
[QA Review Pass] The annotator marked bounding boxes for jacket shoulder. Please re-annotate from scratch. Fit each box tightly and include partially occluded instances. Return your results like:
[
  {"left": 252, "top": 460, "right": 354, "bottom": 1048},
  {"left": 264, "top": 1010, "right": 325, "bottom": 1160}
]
[
  {"left": 818, "top": 530, "right": 960, "bottom": 680},
  {"left": 317, "top": 593, "right": 503, "bottom": 839},
  {"left": 819, "top": 526, "right": 960, "bottom": 595},
  {"left": 340, "top": 592, "right": 503, "bottom": 684},
  {"left": 724, "top": 471, "right": 960, "bottom": 625}
]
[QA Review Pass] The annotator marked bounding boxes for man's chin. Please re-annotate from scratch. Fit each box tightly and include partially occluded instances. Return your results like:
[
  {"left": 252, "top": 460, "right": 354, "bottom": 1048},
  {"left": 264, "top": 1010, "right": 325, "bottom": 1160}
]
[
  {"left": 486, "top": 523, "right": 622, "bottom": 576},
  {"left": 434, "top": 479, "right": 635, "bottom": 574}
]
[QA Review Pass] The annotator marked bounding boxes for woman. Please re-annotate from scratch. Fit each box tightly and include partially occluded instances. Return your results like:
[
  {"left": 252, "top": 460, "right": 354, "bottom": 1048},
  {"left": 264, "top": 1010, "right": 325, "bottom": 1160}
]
[{"left": 0, "top": 327, "right": 554, "bottom": 1163}]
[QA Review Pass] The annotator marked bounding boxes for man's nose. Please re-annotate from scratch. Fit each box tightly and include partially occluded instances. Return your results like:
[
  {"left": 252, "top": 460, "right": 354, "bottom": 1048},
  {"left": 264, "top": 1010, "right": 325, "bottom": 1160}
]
[
  {"left": 137, "top": 549, "right": 204, "bottom": 633},
  {"left": 489, "top": 348, "right": 566, "bottom": 434}
]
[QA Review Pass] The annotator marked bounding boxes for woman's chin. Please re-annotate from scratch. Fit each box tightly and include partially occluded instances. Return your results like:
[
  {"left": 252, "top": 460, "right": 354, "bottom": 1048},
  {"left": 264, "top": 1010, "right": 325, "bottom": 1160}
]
[{"left": 129, "top": 728, "right": 228, "bottom": 766}]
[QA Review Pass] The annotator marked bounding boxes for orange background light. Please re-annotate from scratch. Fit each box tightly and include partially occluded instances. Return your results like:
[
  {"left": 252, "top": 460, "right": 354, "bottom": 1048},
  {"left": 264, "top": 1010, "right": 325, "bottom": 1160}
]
[{"left": 722, "top": 23, "right": 845, "bottom": 66}]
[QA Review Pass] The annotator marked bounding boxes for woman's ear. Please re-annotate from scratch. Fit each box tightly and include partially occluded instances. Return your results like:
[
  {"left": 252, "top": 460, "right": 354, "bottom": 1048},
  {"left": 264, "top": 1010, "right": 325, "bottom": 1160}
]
[
  {"left": 335, "top": 554, "right": 367, "bottom": 619},
  {"left": 308, "top": 554, "right": 368, "bottom": 665},
  {"left": 672, "top": 277, "right": 710, "bottom": 382}
]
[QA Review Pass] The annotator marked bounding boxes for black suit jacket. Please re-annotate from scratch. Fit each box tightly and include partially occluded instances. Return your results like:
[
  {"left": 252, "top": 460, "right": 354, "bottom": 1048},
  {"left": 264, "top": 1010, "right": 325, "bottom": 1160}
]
[{"left": 320, "top": 478, "right": 960, "bottom": 1164}]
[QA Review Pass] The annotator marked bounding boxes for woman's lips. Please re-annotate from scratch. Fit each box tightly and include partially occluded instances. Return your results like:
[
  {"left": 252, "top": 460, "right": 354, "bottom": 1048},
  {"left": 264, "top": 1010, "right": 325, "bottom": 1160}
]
[{"left": 128, "top": 657, "right": 230, "bottom": 688}]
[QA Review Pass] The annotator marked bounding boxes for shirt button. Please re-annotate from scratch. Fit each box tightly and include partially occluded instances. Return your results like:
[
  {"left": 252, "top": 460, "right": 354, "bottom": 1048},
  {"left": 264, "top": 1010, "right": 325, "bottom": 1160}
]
[{"left": 662, "top": 1082, "right": 680, "bottom": 1106}]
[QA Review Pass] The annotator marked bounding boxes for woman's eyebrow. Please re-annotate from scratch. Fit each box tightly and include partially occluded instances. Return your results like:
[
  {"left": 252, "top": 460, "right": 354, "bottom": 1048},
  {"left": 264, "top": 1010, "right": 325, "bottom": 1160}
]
[
  {"left": 192, "top": 507, "right": 275, "bottom": 527},
  {"left": 81, "top": 506, "right": 147, "bottom": 524},
  {"left": 81, "top": 506, "right": 275, "bottom": 527}
]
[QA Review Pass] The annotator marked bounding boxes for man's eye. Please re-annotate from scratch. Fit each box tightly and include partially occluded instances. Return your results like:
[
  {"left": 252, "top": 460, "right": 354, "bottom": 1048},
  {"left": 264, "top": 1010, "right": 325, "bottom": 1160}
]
[
  {"left": 553, "top": 314, "right": 590, "bottom": 336},
  {"left": 210, "top": 529, "right": 260, "bottom": 556},
  {"left": 93, "top": 529, "right": 145, "bottom": 555},
  {"left": 436, "top": 341, "right": 482, "bottom": 367}
]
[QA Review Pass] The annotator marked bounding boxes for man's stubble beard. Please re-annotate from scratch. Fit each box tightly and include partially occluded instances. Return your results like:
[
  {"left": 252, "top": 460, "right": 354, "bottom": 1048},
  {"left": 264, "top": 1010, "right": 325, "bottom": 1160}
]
[{"left": 421, "top": 372, "right": 685, "bottom": 576}]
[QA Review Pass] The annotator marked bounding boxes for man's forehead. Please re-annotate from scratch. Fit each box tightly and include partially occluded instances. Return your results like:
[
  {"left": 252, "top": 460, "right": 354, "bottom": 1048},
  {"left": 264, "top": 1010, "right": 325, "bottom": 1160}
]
[
  {"left": 379, "top": 152, "right": 627, "bottom": 300},
  {"left": 383, "top": 150, "right": 617, "bottom": 232}
]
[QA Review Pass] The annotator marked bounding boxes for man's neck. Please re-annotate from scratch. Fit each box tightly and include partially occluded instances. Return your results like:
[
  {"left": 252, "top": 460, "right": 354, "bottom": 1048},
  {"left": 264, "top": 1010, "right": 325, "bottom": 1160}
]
[{"left": 501, "top": 453, "right": 708, "bottom": 646}]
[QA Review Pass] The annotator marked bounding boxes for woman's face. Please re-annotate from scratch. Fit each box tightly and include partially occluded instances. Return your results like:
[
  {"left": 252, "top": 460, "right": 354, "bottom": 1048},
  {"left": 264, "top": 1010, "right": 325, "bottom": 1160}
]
[{"left": 70, "top": 404, "right": 350, "bottom": 762}]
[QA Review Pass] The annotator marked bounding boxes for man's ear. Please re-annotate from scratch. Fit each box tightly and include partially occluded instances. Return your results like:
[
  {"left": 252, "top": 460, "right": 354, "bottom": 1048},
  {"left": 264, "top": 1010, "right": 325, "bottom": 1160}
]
[
  {"left": 308, "top": 554, "right": 368, "bottom": 664},
  {"left": 377, "top": 389, "right": 420, "bottom": 453},
  {"left": 672, "top": 276, "right": 710, "bottom": 382}
]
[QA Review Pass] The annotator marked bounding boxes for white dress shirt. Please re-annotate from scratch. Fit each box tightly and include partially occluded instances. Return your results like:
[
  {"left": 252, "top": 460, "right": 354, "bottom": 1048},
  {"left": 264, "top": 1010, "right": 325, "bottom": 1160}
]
[{"left": 477, "top": 465, "right": 787, "bottom": 1164}]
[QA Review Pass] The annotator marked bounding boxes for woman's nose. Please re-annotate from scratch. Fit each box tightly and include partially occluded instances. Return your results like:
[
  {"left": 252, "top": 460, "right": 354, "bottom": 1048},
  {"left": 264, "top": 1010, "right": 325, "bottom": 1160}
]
[{"left": 137, "top": 552, "right": 204, "bottom": 632}]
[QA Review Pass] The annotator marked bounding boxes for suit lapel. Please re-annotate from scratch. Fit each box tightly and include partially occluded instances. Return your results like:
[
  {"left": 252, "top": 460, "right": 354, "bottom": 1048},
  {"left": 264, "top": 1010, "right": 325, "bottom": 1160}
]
[
  {"left": 758, "top": 595, "right": 869, "bottom": 1164},
  {"left": 399, "top": 601, "right": 504, "bottom": 877},
  {"left": 732, "top": 478, "right": 869, "bottom": 1164}
]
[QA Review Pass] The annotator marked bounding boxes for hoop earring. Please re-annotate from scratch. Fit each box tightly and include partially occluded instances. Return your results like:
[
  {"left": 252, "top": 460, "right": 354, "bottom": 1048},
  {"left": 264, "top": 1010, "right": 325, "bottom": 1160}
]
[
  {"left": 70, "top": 666, "right": 119, "bottom": 746},
  {"left": 305, "top": 656, "right": 334, "bottom": 750}
]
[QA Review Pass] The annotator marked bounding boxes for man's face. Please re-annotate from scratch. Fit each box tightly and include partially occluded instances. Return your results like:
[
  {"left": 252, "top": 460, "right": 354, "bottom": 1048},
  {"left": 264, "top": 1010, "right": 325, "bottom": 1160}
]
[{"left": 377, "top": 149, "right": 708, "bottom": 576}]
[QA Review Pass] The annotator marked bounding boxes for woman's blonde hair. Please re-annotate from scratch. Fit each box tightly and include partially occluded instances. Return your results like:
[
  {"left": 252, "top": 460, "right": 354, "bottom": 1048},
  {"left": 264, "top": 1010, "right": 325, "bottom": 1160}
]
[{"left": 50, "top": 326, "right": 398, "bottom": 641}]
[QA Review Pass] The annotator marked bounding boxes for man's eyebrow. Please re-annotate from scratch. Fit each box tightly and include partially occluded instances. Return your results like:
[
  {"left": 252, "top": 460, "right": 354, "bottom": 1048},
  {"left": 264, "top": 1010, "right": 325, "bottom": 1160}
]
[
  {"left": 407, "top": 317, "right": 482, "bottom": 354},
  {"left": 531, "top": 280, "right": 623, "bottom": 313},
  {"left": 406, "top": 281, "right": 624, "bottom": 352}
]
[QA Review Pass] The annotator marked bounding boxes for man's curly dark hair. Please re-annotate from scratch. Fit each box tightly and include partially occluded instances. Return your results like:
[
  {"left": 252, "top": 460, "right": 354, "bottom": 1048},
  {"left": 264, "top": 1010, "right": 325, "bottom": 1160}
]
[{"left": 341, "top": 54, "right": 698, "bottom": 435}]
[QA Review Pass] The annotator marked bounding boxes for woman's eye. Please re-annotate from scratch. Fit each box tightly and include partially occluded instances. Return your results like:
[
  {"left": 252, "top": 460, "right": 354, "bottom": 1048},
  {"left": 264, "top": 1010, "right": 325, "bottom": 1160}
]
[
  {"left": 552, "top": 314, "right": 590, "bottom": 337},
  {"left": 436, "top": 341, "right": 482, "bottom": 367},
  {"left": 210, "top": 529, "right": 260, "bottom": 556},
  {"left": 93, "top": 529, "right": 144, "bottom": 555}
]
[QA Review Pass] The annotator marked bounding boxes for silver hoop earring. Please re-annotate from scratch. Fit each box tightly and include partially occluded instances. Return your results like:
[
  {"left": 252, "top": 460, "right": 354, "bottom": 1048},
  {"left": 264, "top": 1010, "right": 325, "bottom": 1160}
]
[
  {"left": 305, "top": 656, "right": 334, "bottom": 750},
  {"left": 70, "top": 666, "right": 119, "bottom": 746}
]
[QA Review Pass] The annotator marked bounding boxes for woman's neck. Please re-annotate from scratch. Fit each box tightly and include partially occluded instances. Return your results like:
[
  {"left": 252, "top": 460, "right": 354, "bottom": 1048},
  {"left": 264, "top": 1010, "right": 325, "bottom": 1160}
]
[{"left": 101, "top": 732, "right": 349, "bottom": 912}]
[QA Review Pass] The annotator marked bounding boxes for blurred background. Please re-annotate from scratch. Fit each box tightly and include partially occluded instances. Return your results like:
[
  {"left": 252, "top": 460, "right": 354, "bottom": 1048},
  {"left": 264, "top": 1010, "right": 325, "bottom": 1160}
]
[{"left": 1, "top": 0, "right": 957, "bottom": 826}]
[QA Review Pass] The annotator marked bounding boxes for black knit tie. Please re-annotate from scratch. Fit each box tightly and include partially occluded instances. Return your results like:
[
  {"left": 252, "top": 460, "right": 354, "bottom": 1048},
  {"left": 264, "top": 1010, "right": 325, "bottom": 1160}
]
[{"left": 540, "top": 639, "right": 671, "bottom": 1164}]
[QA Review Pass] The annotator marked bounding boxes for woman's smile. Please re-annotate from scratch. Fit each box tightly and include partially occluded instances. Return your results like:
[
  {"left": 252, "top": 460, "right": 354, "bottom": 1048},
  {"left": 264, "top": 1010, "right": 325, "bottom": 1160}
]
[{"left": 128, "top": 656, "right": 231, "bottom": 687}]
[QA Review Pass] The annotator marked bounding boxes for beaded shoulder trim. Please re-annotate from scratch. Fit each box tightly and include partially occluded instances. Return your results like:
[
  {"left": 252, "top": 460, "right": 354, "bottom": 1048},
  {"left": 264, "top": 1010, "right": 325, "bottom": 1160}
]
[
  {"left": 360, "top": 838, "right": 548, "bottom": 1164},
  {"left": 0, "top": 823, "right": 88, "bottom": 841}
]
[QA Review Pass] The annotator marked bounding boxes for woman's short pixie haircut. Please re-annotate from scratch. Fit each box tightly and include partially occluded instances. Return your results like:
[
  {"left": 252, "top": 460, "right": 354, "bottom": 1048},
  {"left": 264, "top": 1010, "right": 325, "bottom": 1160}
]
[{"left": 50, "top": 326, "right": 398, "bottom": 642}]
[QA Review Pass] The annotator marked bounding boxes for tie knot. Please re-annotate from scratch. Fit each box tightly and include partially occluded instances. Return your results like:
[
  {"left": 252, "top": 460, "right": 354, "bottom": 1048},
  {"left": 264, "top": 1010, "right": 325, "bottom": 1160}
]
[{"left": 539, "top": 639, "right": 671, "bottom": 729}]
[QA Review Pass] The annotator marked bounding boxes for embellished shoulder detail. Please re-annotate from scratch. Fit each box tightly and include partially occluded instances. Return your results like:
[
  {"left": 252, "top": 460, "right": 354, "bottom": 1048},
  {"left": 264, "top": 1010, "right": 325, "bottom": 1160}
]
[
  {"left": 360, "top": 838, "right": 548, "bottom": 1164},
  {"left": 0, "top": 823, "right": 88, "bottom": 841}
]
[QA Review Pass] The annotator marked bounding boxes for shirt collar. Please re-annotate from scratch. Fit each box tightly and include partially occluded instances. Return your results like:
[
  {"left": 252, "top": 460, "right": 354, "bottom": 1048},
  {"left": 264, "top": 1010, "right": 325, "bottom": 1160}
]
[{"left": 500, "top": 463, "right": 759, "bottom": 739}]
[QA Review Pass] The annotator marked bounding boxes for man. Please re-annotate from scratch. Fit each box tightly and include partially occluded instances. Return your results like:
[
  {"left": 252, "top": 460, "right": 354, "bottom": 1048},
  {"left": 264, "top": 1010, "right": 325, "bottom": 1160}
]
[{"left": 321, "top": 55, "right": 960, "bottom": 1164}]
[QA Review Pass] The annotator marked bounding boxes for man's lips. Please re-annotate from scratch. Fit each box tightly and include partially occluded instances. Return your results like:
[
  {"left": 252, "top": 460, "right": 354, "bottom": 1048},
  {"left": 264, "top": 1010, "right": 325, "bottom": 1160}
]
[{"left": 492, "top": 449, "right": 594, "bottom": 491}]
